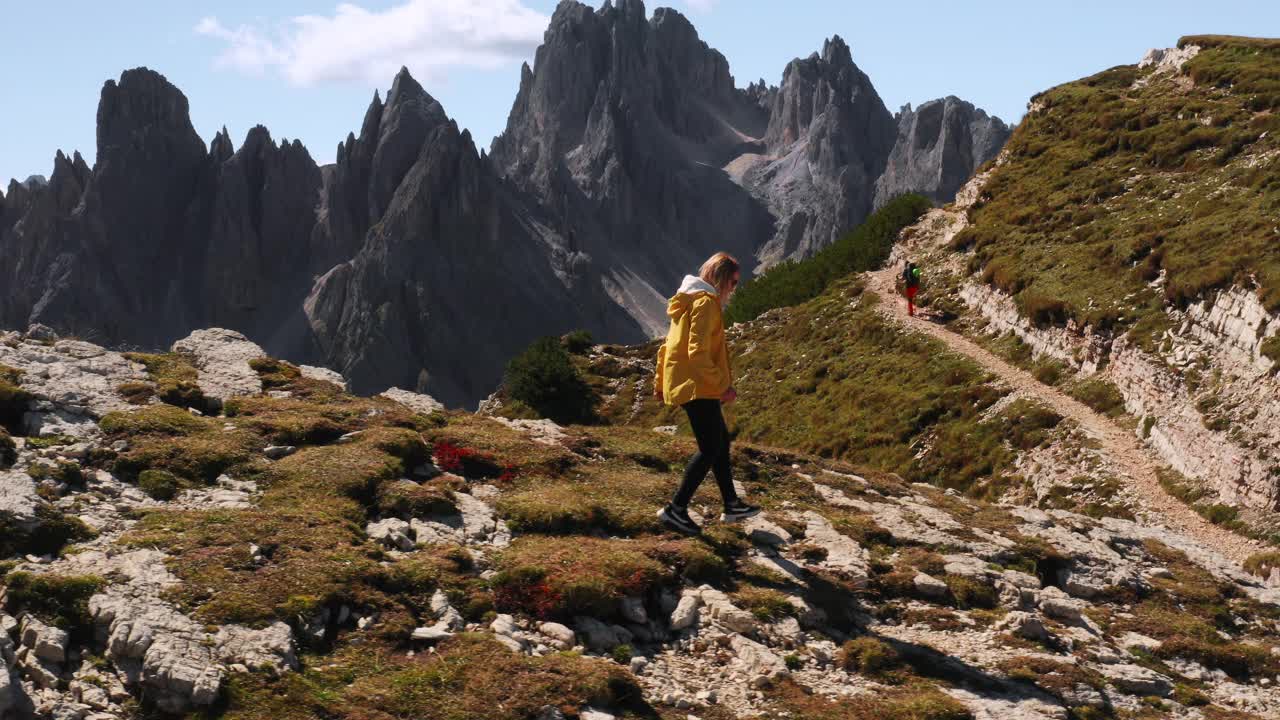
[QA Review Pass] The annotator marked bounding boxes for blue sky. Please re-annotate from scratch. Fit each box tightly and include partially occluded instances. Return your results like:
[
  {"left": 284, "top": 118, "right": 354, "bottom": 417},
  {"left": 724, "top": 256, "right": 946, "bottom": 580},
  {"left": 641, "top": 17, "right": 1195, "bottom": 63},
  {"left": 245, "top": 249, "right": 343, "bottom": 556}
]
[{"left": 1, "top": 1, "right": 1276, "bottom": 186}]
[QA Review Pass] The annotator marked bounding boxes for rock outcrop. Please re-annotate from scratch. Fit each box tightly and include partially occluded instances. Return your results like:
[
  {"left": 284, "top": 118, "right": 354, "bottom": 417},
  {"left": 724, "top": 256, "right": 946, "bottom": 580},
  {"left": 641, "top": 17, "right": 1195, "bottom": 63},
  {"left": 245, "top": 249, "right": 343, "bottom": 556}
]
[
  {"left": 873, "top": 96, "right": 1011, "bottom": 208},
  {"left": 304, "top": 114, "right": 639, "bottom": 404},
  {"left": 745, "top": 36, "right": 897, "bottom": 265},
  {"left": 489, "top": 0, "right": 775, "bottom": 335}
]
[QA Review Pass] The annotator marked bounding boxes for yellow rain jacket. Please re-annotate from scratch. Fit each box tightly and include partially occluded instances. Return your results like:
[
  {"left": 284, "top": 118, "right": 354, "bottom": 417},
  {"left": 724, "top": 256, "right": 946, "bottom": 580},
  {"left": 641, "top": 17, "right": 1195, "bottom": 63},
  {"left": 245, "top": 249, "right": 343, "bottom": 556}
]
[{"left": 655, "top": 275, "right": 733, "bottom": 406}]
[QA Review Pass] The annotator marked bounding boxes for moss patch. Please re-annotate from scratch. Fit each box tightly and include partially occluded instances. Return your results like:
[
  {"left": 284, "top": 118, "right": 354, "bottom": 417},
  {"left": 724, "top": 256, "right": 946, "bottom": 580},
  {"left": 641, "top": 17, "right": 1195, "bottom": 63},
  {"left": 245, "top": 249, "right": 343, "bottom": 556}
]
[
  {"left": 492, "top": 535, "right": 671, "bottom": 621},
  {"left": 218, "top": 634, "right": 640, "bottom": 720},
  {"left": 138, "top": 469, "right": 182, "bottom": 500},
  {"left": 2, "top": 571, "right": 104, "bottom": 630},
  {"left": 0, "top": 374, "right": 31, "bottom": 433},
  {"left": 0, "top": 428, "right": 16, "bottom": 467},
  {"left": 121, "top": 428, "right": 429, "bottom": 625},
  {"left": 0, "top": 505, "right": 96, "bottom": 558},
  {"left": 123, "top": 352, "right": 210, "bottom": 410}
]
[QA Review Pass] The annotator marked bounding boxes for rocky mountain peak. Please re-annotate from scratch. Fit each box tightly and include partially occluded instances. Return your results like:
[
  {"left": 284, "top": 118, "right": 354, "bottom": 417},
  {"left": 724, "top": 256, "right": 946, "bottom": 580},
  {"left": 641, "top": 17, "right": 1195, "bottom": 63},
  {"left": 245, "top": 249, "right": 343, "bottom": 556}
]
[
  {"left": 821, "top": 34, "right": 853, "bottom": 66},
  {"left": 370, "top": 67, "right": 448, "bottom": 221},
  {"left": 358, "top": 90, "right": 384, "bottom": 147},
  {"left": 210, "top": 126, "right": 234, "bottom": 163},
  {"left": 765, "top": 35, "right": 890, "bottom": 152},
  {"left": 95, "top": 68, "right": 205, "bottom": 173},
  {"left": 872, "top": 95, "right": 1011, "bottom": 208}
]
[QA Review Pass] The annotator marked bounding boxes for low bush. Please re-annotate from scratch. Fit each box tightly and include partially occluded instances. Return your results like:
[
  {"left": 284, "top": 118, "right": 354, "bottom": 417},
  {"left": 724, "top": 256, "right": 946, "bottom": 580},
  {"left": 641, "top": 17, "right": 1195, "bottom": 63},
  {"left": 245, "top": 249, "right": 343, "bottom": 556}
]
[
  {"left": 1068, "top": 377, "right": 1126, "bottom": 417},
  {"left": 0, "top": 505, "right": 96, "bottom": 558},
  {"left": 837, "top": 636, "right": 902, "bottom": 677},
  {"left": 123, "top": 352, "right": 210, "bottom": 411},
  {"left": 491, "top": 536, "right": 670, "bottom": 620},
  {"left": 0, "top": 428, "right": 14, "bottom": 467},
  {"left": 27, "top": 461, "right": 84, "bottom": 487},
  {"left": 0, "top": 374, "right": 31, "bottom": 432},
  {"left": 563, "top": 330, "right": 595, "bottom": 355},
  {"left": 504, "top": 337, "right": 597, "bottom": 425},
  {"left": 138, "top": 469, "right": 181, "bottom": 501},
  {"left": 1243, "top": 551, "right": 1280, "bottom": 579},
  {"left": 2, "top": 571, "right": 104, "bottom": 630}
]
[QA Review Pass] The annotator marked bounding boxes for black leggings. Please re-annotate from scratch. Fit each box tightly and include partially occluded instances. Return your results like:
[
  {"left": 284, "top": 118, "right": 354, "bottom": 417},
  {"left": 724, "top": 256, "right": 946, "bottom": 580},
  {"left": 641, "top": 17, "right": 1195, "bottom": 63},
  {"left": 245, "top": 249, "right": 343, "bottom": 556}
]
[{"left": 672, "top": 399, "right": 739, "bottom": 508}]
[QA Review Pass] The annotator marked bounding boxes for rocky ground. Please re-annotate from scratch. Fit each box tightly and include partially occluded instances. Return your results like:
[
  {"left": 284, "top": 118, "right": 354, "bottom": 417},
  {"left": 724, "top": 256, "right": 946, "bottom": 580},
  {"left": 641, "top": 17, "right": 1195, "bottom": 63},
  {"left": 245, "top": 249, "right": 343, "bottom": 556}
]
[{"left": 2, "top": 326, "right": 1280, "bottom": 719}]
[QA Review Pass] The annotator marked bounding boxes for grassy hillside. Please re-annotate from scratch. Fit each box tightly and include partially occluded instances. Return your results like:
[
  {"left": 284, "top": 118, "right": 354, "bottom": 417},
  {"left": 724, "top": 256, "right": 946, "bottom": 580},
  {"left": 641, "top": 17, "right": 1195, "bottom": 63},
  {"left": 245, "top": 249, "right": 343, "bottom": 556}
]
[
  {"left": 569, "top": 276, "right": 1129, "bottom": 516},
  {"left": 952, "top": 35, "right": 1280, "bottom": 339}
]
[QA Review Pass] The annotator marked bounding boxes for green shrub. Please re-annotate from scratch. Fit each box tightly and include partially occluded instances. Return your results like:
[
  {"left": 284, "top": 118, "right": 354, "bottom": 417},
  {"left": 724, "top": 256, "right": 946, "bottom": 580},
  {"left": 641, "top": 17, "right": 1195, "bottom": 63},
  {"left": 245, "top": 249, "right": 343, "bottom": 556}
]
[
  {"left": 1069, "top": 377, "right": 1127, "bottom": 418},
  {"left": 116, "top": 381, "right": 155, "bottom": 405},
  {"left": 27, "top": 461, "right": 84, "bottom": 487},
  {"left": 0, "top": 428, "right": 15, "bottom": 468},
  {"left": 0, "top": 505, "right": 96, "bottom": 558},
  {"left": 503, "top": 336, "right": 596, "bottom": 425},
  {"left": 609, "top": 643, "right": 633, "bottom": 664},
  {"left": 1199, "top": 503, "right": 1238, "bottom": 525},
  {"left": 0, "top": 376, "right": 31, "bottom": 433},
  {"left": 138, "top": 469, "right": 181, "bottom": 501},
  {"left": 249, "top": 357, "right": 302, "bottom": 388},
  {"left": 1243, "top": 551, "right": 1280, "bottom": 578},
  {"left": 1262, "top": 335, "right": 1280, "bottom": 373},
  {"left": 726, "top": 194, "right": 931, "bottom": 324},
  {"left": 563, "top": 330, "right": 595, "bottom": 355},
  {"left": 945, "top": 576, "right": 999, "bottom": 609},
  {"left": 837, "top": 636, "right": 902, "bottom": 676},
  {"left": 2, "top": 571, "right": 105, "bottom": 629},
  {"left": 123, "top": 352, "right": 210, "bottom": 410}
]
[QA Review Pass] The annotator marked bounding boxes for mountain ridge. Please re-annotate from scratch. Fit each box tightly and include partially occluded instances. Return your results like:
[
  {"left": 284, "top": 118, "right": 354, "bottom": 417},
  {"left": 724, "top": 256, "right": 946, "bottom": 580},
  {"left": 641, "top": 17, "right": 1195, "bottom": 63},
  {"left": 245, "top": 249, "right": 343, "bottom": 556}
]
[{"left": 0, "top": 1, "right": 1009, "bottom": 407}]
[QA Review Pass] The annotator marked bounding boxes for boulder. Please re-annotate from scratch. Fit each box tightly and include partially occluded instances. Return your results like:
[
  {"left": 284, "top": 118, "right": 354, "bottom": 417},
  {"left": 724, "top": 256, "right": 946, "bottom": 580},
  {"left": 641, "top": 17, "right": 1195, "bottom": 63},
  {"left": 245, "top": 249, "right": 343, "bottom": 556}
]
[
  {"left": 366, "top": 518, "right": 415, "bottom": 551},
  {"left": 618, "top": 596, "right": 648, "bottom": 625},
  {"left": 1096, "top": 663, "right": 1173, "bottom": 697},
  {"left": 697, "top": 588, "right": 756, "bottom": 633},
  {"left": 298, "top": 365, "right": 347, "bottom": 389},
  {"left": 20, "top": 616, "right": 68, "bottom": 664},
  {"left": 410, "top": 626, "right": 452, "bottom": 643},
  {"left": 995, "top": 611, "right": 1051, "bottom": 643},
  {"left": 573, "top": 617, "right": 627, "bottom": 652},
  {"left": 538, "top": 622, "right": 576, "bottom": 650},
  {"left": 1117, "top": 632, "right": 1162, "bottom": 654},
  {"left": 743, "top": 516, "right": 793, "bottom": 547},
  {"left": 670, "top": 592, "right": 700, "bottom": 631},
  {"left": 913, "top": 572, "right": 950, "bottom": 600},
  {"left": 1038, "top": 586, "right": 1085, "bottom": 623},
  {"left": 170, "top": 329, "right": 265, "bottom": 402},
  {"left": 729, "top": 634, "right": 789, "bottom": 685},
  {"left": 378, "top": 388, "right": 444, "bottom": 415}
]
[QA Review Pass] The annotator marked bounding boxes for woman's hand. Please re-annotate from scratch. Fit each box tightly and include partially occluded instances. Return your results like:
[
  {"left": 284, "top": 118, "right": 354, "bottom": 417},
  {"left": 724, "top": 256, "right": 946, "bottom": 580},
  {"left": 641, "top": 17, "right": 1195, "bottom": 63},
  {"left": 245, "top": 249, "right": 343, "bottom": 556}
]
[{"left": 721, "top": 387, "right": 737, "bottom": 405}]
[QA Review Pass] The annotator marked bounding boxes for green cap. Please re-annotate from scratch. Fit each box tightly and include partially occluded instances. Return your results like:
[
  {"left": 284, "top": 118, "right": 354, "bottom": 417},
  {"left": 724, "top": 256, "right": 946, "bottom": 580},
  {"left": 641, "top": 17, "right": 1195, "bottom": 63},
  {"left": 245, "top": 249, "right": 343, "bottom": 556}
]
[{"left": 912, "top": 267, "right": 921, "bottom": 279}]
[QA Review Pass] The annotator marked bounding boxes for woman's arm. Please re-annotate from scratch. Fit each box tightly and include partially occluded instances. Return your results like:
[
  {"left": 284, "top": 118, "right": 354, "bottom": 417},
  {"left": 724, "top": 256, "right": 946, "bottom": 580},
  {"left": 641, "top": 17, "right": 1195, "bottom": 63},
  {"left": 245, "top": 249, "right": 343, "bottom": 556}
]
[{"left": 654, "top": 343, "right": 666, "bottom": 398}]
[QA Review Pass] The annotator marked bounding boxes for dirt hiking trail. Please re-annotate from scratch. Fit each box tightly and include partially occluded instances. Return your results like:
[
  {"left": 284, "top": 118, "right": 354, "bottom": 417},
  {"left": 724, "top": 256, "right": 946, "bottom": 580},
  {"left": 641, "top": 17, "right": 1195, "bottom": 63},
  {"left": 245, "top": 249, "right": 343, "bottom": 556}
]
[{"left": 865, "top": 266, "right": 1264, "bottom": 566}]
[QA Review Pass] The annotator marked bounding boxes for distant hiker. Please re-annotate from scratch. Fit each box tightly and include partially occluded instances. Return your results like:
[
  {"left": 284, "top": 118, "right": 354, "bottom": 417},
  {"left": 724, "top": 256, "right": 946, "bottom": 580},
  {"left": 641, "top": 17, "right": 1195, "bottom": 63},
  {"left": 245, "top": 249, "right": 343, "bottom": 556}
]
[
  {"left": 653, "top": 252, "right": 761, "bottom": 534},
  {"left": 903, "top": 260, "right": 922, "bottom": 316}
]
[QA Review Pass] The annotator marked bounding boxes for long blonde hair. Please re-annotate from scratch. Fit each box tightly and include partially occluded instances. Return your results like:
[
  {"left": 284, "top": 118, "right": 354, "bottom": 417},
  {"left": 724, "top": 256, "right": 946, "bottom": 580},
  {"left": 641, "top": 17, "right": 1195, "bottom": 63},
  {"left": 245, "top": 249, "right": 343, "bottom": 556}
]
[{"left": 699, "top": 252, "right": 740, "bottom": 299}]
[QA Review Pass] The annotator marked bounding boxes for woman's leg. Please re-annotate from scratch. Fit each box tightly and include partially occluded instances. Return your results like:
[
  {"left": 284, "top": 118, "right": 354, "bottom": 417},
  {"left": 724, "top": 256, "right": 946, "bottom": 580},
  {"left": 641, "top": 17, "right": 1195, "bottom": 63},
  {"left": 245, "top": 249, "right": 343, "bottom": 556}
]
[
  {"left": 672, "top": 399, "right": 724, "bottom": 508},
  {"left": 708, "top": 405, "right": 739, "bottom": 506}
]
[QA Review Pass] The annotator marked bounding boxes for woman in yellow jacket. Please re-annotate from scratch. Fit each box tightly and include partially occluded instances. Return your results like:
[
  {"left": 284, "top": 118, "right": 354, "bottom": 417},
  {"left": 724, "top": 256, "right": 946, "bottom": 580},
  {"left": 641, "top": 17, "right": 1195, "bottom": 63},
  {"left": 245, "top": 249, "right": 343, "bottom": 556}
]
[{"left": 654, "top": 252, "right": 760, "bottom": 534}]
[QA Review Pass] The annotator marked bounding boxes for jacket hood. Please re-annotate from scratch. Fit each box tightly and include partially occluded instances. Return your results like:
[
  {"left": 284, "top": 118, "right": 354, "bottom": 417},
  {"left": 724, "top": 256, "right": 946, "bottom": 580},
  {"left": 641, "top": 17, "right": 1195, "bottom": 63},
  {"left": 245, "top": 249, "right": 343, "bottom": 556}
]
[{"left": 667, "top": 274, "right": 720, "bottom": 319}]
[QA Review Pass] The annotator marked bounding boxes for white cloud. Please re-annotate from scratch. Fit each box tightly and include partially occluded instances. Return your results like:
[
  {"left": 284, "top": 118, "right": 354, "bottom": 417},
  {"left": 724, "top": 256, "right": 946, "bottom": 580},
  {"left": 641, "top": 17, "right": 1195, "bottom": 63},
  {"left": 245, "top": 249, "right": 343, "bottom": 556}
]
[
  {"left": 682, "top": 0, "right": 719, "bottom": 13},
  {"left": 195, "top": 0, "right": 549, "bottom": 86}
]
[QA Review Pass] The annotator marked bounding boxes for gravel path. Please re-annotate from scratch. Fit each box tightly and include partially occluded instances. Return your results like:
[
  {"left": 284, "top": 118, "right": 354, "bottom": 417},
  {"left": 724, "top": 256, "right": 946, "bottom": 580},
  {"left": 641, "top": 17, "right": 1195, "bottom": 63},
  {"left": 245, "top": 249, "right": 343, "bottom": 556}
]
[{"left": 864, "top": 265, "right": 1264, "bottom": 566}]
